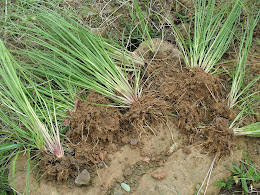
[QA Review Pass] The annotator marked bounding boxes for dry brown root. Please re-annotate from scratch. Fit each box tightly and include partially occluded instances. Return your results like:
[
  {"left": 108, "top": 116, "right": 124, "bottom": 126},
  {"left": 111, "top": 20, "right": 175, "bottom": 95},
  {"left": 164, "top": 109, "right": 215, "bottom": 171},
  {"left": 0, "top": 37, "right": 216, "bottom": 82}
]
[{"left": 121, "top": 92, "right": 170, "bottom": 137}]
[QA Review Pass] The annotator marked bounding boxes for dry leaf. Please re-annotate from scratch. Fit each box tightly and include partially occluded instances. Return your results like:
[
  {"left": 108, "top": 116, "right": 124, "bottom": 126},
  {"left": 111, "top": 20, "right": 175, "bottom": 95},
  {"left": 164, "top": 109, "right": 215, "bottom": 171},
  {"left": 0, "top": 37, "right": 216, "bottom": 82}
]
[{"left": 152, "top": 172, "right": 167, "bottom": 180}]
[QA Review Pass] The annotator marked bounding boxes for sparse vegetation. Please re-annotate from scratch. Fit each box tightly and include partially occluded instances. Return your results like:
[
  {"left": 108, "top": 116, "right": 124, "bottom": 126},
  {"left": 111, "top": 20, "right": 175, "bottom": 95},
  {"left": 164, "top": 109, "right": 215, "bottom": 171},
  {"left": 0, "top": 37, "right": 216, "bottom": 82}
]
[{"left": 215, "top": 153, "right": 260, "bottom": 194}]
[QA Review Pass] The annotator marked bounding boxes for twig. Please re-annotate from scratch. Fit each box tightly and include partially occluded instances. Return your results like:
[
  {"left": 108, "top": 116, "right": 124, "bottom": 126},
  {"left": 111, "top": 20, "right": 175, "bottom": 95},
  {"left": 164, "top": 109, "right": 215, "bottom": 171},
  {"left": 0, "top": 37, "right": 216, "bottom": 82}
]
[
  {"left": 5, "top": 0, "right": 7, "bottom": 16},
  {"left": 206, "top": 84, "right": 218, "bottom": 103},
  {"left": 197, "top": 153, "right": 217, "bottom": 195}
]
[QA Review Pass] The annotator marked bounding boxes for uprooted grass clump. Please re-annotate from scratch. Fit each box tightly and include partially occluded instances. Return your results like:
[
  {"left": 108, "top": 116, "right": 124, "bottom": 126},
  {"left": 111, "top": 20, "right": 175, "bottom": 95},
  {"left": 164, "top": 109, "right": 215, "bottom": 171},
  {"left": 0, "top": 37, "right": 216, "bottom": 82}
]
[
  {"left": 141, "top": 47, "right": 237, "bottom": 156},
  {"left": 39, "top": 90, "right": 171, "bottom": 181},
  {"left": 164, "top": 67, "right": 236, "bottom": 156},
  {"left": 39, "top": 92, "right": 120, "bottom": 181}
]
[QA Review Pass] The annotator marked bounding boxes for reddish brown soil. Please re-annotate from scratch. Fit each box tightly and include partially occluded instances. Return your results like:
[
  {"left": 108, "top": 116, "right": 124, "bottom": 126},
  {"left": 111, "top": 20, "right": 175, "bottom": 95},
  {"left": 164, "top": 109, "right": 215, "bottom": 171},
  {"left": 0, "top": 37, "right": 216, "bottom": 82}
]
[
  {"left": 160, "top": 67, "right": 235, "bottom": 156},
  {"left": 39, "top": 45, "right": 236, "bottom": 183},
  {"left": 68, "top": 92, "right": 122, "bottom": 144}
]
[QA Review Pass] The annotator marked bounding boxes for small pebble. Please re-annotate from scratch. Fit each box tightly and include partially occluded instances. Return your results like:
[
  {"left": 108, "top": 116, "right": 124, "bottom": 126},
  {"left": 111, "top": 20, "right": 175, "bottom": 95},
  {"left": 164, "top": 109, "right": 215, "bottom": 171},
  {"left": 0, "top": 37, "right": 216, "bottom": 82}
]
[
  {"left": 130, "top": 138, "right": 139, "bottom": 145},
  {"left": 75, "top": 169, "right": 91, "bottom": 186},
  {"left": 121, "top": 183, "right": 130, "bottom": 192},
  {"left": 97, "top": 161, "right": 104, "bottom": 168},
  {"left": 152, "top": 172, "right": 167, "bottom": 180},
  {"left": 143, "top": 156, "right": 150, "bottom": 163}
]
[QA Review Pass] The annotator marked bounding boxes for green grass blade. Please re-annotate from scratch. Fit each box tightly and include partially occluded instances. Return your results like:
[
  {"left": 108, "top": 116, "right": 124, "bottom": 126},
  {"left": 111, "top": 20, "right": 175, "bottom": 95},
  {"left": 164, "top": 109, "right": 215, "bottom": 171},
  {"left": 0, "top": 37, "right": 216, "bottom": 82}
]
[
  {"left": 233, "top": 122, "right": 260, "bottom": 137},
  {"left": 5, "top": 3, "right": 142, "bottom": 106},
  {"left": 228, "top": 12, "right": 260, "bottom": 108},
  {"left": 0, "top": 40, "right": 64, "bottom": 158}
]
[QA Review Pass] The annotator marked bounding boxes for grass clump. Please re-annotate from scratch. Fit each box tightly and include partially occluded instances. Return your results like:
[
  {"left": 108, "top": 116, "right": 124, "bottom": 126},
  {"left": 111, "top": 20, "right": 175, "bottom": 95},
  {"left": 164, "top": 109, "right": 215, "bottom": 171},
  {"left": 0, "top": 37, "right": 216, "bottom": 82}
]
[
  {"left": 5, "top": 2, "right": 143, "bottom": 107},
  {"left": 166, "top": 0, "right": 259, "bottom": 137},
  {"left": 169, "top": 0, "right": 242, "bottom": 73},
  {"left": 228, "top": 12, "right": 259, "bottom": 109},
  {"left": 0, "top": 39, "right": 64, "bottom": 158},
  {"left": 228, "top": 11, "right": 260, "bottom": 136}
]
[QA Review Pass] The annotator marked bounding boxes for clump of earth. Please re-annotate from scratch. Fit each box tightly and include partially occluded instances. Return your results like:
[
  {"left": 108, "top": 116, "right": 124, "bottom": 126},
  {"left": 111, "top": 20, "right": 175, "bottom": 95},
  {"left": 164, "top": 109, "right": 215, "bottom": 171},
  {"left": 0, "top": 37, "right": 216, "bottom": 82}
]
[{"left": 10, "top": 39, "right": 259, "bottom": 195}]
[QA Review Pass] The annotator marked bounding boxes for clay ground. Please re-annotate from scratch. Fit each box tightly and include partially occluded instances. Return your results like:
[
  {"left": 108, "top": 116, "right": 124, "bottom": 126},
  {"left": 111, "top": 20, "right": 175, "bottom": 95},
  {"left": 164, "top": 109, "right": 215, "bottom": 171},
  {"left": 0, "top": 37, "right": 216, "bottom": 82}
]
[{"left": 10, "top": 39, "right": 260, "bottom": 195}]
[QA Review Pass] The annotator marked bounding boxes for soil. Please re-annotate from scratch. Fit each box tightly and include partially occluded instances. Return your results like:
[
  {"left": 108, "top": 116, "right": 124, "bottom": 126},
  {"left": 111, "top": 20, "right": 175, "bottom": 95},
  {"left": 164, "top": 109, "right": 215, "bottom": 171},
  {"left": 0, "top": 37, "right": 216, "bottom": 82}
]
[{"left": 10, "top": 39, "right": 259, "bottom": 195}]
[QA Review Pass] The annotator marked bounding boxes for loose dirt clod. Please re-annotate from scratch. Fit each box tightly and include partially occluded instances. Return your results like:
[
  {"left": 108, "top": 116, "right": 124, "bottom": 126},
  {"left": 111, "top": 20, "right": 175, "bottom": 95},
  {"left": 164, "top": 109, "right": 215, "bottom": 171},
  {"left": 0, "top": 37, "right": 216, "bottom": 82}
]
[
  {"left": 152, "top": 172, "right": 167, "bottom": 180},
  {"left": 39, "top": 155, "right": 78, "bottom": 182}
]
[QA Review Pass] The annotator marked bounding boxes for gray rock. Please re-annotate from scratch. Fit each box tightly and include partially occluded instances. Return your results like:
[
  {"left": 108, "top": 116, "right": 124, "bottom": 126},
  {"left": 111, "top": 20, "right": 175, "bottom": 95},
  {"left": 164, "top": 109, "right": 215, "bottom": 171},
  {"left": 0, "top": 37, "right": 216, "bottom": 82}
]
[{"left": 75, "top": 169, "right": 91, "bottom": 186}]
